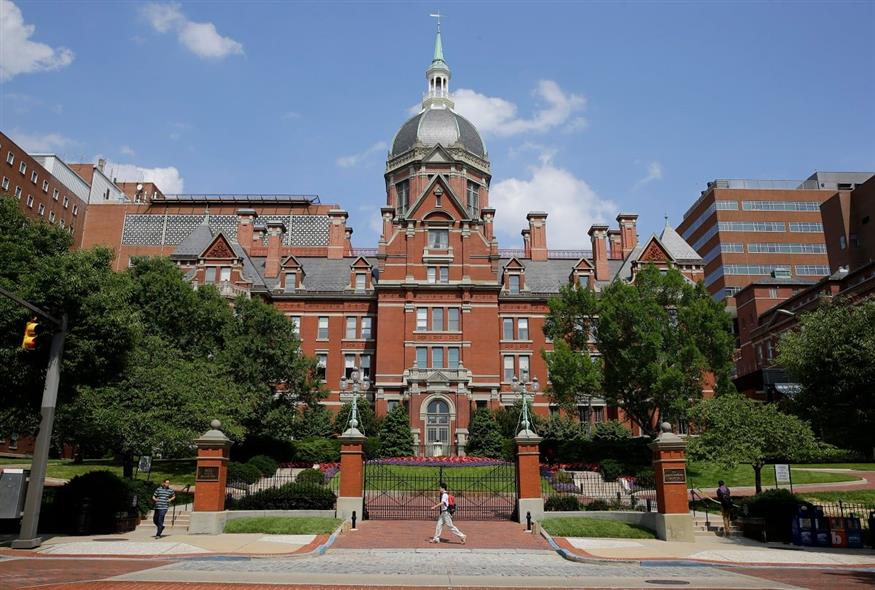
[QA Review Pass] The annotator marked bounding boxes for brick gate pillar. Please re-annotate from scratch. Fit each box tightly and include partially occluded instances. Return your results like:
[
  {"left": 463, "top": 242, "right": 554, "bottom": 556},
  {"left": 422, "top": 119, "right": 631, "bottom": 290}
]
[
  {"left": 649, "top": 422, "right": 694, "bottom": 542},
  {"left": 193, "top": 419, "right": 232, "bottom": 513},
  {"left": 337, "top": 426, "right": 366, "bottom": 522},
  {"left": 515, "top": 429, "right": 544, "bottom": 523}
]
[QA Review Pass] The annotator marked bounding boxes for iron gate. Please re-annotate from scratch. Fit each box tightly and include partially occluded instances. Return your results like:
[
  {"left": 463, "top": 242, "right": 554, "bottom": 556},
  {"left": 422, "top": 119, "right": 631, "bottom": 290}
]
[{"left": 363, "top": 461, "right": 518, "bottom": 521}]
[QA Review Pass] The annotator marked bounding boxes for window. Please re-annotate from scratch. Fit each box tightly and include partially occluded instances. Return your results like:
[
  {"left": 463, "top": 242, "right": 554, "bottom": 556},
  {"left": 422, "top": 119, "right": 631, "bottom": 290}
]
[
  {"left": 316, "top": 354, "right": 327, "bottom": 380},
  {"left": 345, "top": 354, "right": 356, "bottom": 379},
  {"left": 42, "top": 180, "right": 49, "bottom": 192},
  {"left": 432, "top": 307, "right": 444, "bottom": 331},
  {"left": 416, "top": 347, "right": 428, "bottom": 368},
  {"left": 427, "top": 267, "right": 436, "bottom": 283},
  {"left": 439, "top": 267, "right": 448, "bottom": 283},
  {"left": 518, "top": 356, "right": 530, "bottom": 380},
  {"left": 447, "top": 308, "right": 459, "bottom": 331},
  {"left": 428, "top": 228, "right": 449, "bottom": 249},
  {"left": 715, "top": 200, "right": 738, "bottom": 210},
  {"left": 290, "top": 316, "right": 301, "bottom": 336},
  {"left": 284, "top": 271, "right": 296, "bottom": 291},
  {"left": 502, "top": 318, "right": 514, "bottom": 340},
  {"left": 742, "top": 200, "right": 819, "bottom": 211},
  {"left": 205, "top": 267, "right": 217, "bottom": 283},
  {"left": 724, "top": 264, "right": 789, "bottom": 276},
  {"left": 427, "top": 266, "right": 449, "bottom": 284},
  {"left": 578, "top": 274, "right": 590, "bottom": 288},
  {"left": 789, "top": 222, "right": 823, "bottom": 233},
  {"left": 592, "top": 406, "right": 605, "bottom": 423},
  {"left": 48, "top": 211, "right": 55, "bottom": 223},
  {"left": 318, "top": 317, "right": 329, "bottom": 339},
  {"left": 53, "top": 189, "right": 59, "bottom": 200},
  {"left": 59, "top": 218, "right": 65, "bottom": 228},
  {"left": 747, "top": 242, "right": 826, "bottom": 254},
  {"left": 360, "top": 354, "right": 371, "bottom": 379},
  {"left": 38, "top": 203, "right": 45, "bottom": 216},
  {"left": 768, "top": 288, "right": 778, "bottom": 299},
  {"left": 517, "top": 318, "right": 529, "bottom": 340},
  {"left": 396, "top": 180, "right": 409, "bottom": 215},
  {"left": 31, "top": 171, "right": 37, "bottom": 183},
  {"left": 795, "top": 265, "right": 829, "bottom": 276},
  {"left": 361, "top": 317, "right": 373, "bottom": 339},
  {"left": 448, "top": 347, "right": 460, "bottom": 369},
  {"left": 466, "top": 181, "right": 480, "bottom": 217},
  {"left": 416, "top": 307, "right": 427, "bottom": 331},
  {"left": 6, "top": 151, "right": 13, "bottom": 164},
  {"left": 220, "top": 267, "right": 231, "bottom": 282},
  {"left": 355, "top": 272, "right": 367, "bottom": 290},
  {"left": 503, "top": 355, "right": 514, "bottom": 382},
  {"left": 26, "top": 195, "right": 34, "bottom": 208},
  {"left": 1, "top": 176, "right": 8, "bottom": 190},
  {"left": 432, "top": 347, "right": 444, "bottom": 368},
  {"left": 14, "top": 186, "right": 21, "bottom": 199},
  {"left": 72, "top": 204, "right": 78, "bottom": 215},
  {"left": 508, "top": 275, "right": 520, "bottom": 294},
  {"left": 346, "top": 316, "right": 357, "bottom": 339},
  {"left": 718, "top": 221, "right": 785, "bottom": 232},
  {"left": 19, "top": 161, "right": 26, "bottom": 174}
]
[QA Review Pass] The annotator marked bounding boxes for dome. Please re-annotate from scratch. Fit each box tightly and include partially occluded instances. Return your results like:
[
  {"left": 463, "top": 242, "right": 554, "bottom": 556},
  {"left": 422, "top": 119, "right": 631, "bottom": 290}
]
[{"left": 390, "top": 108, "right": 487, "bottom": 159}]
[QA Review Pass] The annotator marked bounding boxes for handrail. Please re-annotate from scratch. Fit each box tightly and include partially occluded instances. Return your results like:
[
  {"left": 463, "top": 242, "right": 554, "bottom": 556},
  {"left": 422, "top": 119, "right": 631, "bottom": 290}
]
[{"left": 689, "top": 487, "right": 714, "bottom": 529}]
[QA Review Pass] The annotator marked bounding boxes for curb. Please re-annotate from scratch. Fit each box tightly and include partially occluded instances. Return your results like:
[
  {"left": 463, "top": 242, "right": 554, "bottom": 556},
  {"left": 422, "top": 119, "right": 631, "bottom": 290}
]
[{"left": 538, "top": 525, "right": 640, "bottom": 565}]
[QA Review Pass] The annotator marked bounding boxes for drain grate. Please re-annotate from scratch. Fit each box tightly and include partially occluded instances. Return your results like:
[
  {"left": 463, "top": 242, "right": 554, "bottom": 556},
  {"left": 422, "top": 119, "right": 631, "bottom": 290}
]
[
  {"left": 645, "top": 581, "right": 691, "bottom": 586},
  {"left": 92, "top": 538, "right": 129, "bottom": 542}
]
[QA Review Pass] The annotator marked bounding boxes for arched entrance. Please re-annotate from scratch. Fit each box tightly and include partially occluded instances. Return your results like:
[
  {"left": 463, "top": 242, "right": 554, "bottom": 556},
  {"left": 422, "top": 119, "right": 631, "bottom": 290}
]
[{"left": 425, "top": 398, "right": 451, "bottom": 456}]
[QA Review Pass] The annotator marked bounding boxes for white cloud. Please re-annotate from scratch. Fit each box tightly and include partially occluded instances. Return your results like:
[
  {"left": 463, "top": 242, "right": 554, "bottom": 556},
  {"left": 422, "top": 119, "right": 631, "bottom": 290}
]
[
  {"left": 452, "top": 81, "right": 586, "bottom": 137},
  {"left": 634, "top": 161, "right": 663, "bottom": 189},
  {"left": 120, "top": 145, "right": 136, "bottom": 157},
  {"left": 336, "top": 141, "right": 387, "bottom": 168},
  {"left": 100, "top": 159, "right": 184, "bottom": 193},
  {"left": 10, "top": 129, "right": 74, "bottom": 152},
  {"left": 490, "top": 151, "right": 617, "bottom": 249},
  {"left": 0, "top": 0, "right": 74, "bottom": 82},
  {"left": 141, "top": 2, "right": 243, "bottom": 59}
]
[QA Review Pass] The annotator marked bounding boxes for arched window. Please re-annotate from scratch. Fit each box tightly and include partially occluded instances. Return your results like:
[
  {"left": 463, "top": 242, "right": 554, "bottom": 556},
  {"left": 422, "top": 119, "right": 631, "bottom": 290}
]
[{"left": 426, "top": 399, "right": 451, "bottom": 456}]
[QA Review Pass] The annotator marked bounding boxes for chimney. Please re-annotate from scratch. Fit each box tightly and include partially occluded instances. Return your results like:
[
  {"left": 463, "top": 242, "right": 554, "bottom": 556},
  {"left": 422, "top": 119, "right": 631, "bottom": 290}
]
[
  {"left": 344, "top": 227, "right": 354, "bottom": 257},
  {"left": 588, "top": 224, "right": 610, "bottom": 281},
  {"left": 617, "top": 213, "right": 638, "bottom": 258},
  {"left": 527, "top": 212, "right": 548, "bottom": 261},
  {"left": 481, "top": 208, "right": 496, "bottom": 241},
  {"left": 607, "top": 229, "right": 622, "bottom": 260},
  {"left": 327, "top": 209, "right": 348, "bottom": 260},
  {"left": 97, "top": 158, "right": 106, "bottom": 173},
  {"left": 521, "top": 229, "right": 532, "bottom": 258},
  {"left": 235, "top": 208, "right": 257, "bottom": 252},
  {"left": 265, "top": 221, "right": 286, "bottom": 278},
  {"left": 252, "top": 223, "right": 266, "bottom": 245}
]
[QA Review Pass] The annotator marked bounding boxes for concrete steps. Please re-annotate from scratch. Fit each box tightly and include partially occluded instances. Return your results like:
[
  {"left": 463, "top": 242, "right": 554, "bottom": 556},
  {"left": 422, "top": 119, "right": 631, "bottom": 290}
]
[
  {"left": 139, "top": 509, "right": 191, "bottom": 533},
  {"left": 692, "top": 515, "right": 740, "bottom": 537}
]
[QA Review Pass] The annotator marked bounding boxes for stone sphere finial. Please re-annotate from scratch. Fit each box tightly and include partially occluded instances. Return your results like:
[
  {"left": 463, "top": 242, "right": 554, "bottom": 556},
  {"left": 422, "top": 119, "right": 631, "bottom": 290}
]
[
  {"left": 210, "top": 419, "right": 221, "bottom": 430},
  {"left": 660, "top": 422, "right": 672, "bottom": 433}
]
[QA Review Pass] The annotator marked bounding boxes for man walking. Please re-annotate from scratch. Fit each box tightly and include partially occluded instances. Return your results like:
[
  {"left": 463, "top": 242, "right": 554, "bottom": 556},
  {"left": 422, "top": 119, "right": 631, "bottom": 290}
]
[
  {"left": 152, "top": 479, "right": 176, "bottom": 538},
  {"left": 429, "top": 482, "right": 466, "bottom": 544},
  {"left": 716, "top": 480, "right": 733, "bottom": 536}
]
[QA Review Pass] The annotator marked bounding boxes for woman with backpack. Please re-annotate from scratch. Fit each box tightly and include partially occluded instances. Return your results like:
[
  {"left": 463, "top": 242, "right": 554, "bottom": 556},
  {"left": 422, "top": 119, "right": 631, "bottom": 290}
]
[{"left": 429, "top": 482, "right": 466, "bottom": 544}]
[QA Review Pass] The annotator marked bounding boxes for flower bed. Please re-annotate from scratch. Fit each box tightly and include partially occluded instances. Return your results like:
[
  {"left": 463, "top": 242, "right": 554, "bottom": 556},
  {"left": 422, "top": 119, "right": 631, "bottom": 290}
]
[
  {"left": 367, "top": 456, "right": 507, "bottom": 467},
  {"left": 320, "top": 462, "right": 340, "bottom": 482}
]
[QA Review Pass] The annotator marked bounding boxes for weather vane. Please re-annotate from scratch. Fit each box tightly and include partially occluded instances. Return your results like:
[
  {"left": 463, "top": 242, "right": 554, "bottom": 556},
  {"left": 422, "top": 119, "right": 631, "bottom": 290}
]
[{"left": 429, "top": 11, "right": 443, "bottom": 33}]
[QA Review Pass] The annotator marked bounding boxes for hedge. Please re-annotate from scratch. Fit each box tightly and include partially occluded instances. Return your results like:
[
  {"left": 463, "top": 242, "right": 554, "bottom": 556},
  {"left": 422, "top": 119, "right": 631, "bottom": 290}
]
[{"left": 226, "top": 482, "right": 336, "bottom": 510}]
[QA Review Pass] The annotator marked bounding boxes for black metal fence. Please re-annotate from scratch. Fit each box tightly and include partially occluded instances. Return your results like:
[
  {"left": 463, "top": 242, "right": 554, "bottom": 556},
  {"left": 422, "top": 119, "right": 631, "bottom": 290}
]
[
  {"left": 364, "top": 461, "right": 517, "bottom": 521},
  {"left": 814, "top": 501, "right": 874, "bottom": 529},
  {"left": 541, "top": 465, "right": 658, "bottom": 512}
]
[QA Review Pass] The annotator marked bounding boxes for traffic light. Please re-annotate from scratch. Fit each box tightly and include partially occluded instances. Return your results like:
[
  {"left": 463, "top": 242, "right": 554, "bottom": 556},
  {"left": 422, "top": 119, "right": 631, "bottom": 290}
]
[{"left": 21, "top": 318, "right": 39, "bottom": 350}]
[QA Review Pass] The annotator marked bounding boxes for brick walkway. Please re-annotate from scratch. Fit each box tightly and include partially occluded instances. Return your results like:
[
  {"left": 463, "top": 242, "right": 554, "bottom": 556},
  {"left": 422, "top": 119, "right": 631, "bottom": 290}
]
[
  {"left": 0, "top": 557, "right": 169, "bottom": 590},
  {"left": 332, "top": 520, "right": 549, "bottom": 550}
]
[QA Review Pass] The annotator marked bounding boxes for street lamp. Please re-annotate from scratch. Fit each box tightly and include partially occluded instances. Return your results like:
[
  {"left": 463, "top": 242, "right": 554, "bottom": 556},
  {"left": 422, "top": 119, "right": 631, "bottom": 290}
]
[
  {"left": 340, "top": 368, "right": 370, "bottom": 433},
  {"left": 512, "top": 370, "right": 539, "bottom": 434}
]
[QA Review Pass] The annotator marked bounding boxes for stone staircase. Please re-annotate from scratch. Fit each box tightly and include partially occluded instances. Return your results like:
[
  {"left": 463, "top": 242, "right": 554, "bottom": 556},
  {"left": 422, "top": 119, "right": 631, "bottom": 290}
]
[
  {"left": 691, "top": 512, "right": 740, "bottom": 537},
  {"left": 137, "top": 505, "right": 192, "bottom": 534}
]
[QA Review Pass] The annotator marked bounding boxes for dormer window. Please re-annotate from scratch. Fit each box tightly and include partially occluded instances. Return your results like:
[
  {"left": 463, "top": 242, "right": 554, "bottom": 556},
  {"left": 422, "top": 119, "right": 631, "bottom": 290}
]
[
  {"left": 284, "top": 271, "right": 297, "bottom": 292},
  {"left": 355, "top": 272, "right": 367, "bottom": 290},
  {"left": 396, "top": 180, "right": 409, "bottom": 215},
  {"left": 466, "top": 181, "right": 480, "bottom": 218},
  {"left": 508, "top": 274, "right": 520, "bottom": 294},
  {"left": 428, "top": 228, "right": 449, "bottom": 249}
]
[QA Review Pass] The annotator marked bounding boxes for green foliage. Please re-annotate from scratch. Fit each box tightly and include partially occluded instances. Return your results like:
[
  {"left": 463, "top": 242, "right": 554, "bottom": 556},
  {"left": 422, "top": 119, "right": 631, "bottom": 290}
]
[
  {"left": 233, "top": 436, "right": 296, "bottom": 463},
  {"left": 599, "top": 458, "right": 625, "bottom": 482},
  {"left": 292, "top": 405, "right": 333, "bottom": 440},
  {"left": 778, "top": 300, "right": 875, "bottom": 455},
  {"left": 124, "top": 479, "right": 158, "bottom": 517},
  {"left": 293, "top": 438, "right": 340, "bottom": 464},
  {"left": 586, "top": 499, "right": 610, "bottom": 511},
  {"left": 541, "top": 517, "right": 656, "bottom": 539},
  {"left": 592, "top": 420, "right": 631, "bottom": 441},
  {"left": 333, "top": 401, "right": 378, "bottom": 436},
  {"left": 540, "top": 413, "right": 587, "bottom": 463},
  {"left": 227, "top": 461, "right": 262, "bottom": 485},
  {"left": 224, "top": 516, "right": 341, "bottom": 534},
  {"left": 740, "top": 489, "right": 811, "bottom": 543},
  {"left": 493, "top": 400, "right": 545, "bottom": 439},
  {"left": 465, "top": 408, "right": 504, "bottom": 458},
  {"left": 803, "top": 444, "right": 866, "bottom": 464},
  {"left": 542, "top": 340, "right": 602, "bottom": 412},
  {"left": 296, "top": 468, "right": 326, "bottom": 485},
  {"left": 53, "top": 471, "right": 135, "bottom": 534},
  {"left": 634, "top": 467, "right": 656, "bottom": 489},
  {"left": 544, "top": 283, "right": 601, "bottom": 351},
  {"left": 364, "top": 436, "right": 381, "bottom": 460},
  {"left": 378, "top": 405, "right": 414, "bottom": 457},
  {"left": 247, "top": 455, "right": 278, "bottom": 477},
  {"left": 689, "top": 394, "right": 820, "bottom": 493},
  {"left": 595, "top": 266, "right": 735, "bottom": 436},
  {"left": 545, "top": 495, "right": 581, "bottom": 511},
  {"left": 227, "top": 482, "right": 336, "bottom": 510}
]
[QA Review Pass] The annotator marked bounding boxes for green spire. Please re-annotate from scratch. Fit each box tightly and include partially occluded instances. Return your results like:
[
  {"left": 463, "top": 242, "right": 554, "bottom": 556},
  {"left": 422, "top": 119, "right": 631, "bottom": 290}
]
[{"left": 433, "top": 29, "right": 444, "bottom": 63}]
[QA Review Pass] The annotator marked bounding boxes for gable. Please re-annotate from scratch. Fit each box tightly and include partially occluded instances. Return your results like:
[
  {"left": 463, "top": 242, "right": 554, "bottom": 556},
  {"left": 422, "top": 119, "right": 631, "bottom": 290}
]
[
  {"left": 349, "top": 256, "right": 372, "bottom": 270},
  {"left": 423, "top": 145, "right": 453, "bottom": 163},
  {"left": 406, "top": 175, "right": 469, "bottom": 221},
  {"left": 282, "top": 255, "right": 302, "bottom": 270},
  {"left": 201, "top": 233, "right": 237, "bottom": 260},
  {"left": 503, "top": 257, "right": 525, "bottom": 270},
  {"left": 637, "top": 238, "right": 673, "bottom": 263},
  {"left": 573, "top": 258, "right": 594, "bottom": 271}
]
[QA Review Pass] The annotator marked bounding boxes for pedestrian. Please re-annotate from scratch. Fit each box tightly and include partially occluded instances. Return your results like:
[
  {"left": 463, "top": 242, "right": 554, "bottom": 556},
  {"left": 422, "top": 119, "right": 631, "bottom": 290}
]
[
  {"left": 716, "top": 480, "right": 733, "bottom": 536},
  {"left": 152, "top": 479, "right": 176, "bottom": 538},
  {"left": 429, "top": 482, "right": 466, "bottom": 544}
]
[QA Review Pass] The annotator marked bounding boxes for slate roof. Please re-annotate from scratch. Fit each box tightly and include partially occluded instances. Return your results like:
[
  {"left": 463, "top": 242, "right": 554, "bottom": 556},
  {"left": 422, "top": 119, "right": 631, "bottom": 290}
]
[
  {"left": 498, "top": 258, "right": 624, "bottom": 294},
  {"left": 172, "top": 220, "right": 215, "bottom": 259},
  {"left": 658, "top": 223, "right": 701, "bottom": 262}
]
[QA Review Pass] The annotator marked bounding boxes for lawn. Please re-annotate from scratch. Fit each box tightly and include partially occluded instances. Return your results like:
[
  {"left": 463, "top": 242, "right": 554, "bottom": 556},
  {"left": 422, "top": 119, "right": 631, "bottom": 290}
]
[
  {"left": 364, "top": 465, "right": 516, "bottom": 492},
  {"left": 541, "top": 517, "right": 656, "bottom": 539},
  {"left": 792, "top": 463, "right": 875, "bottom": 471},
  {"left": 0, "top": 458, "right": 197, "bottom": 486},
  {"left": 686, "top": 462, "right": 859, "bottom": 489},
  {"left": 799, "top": 490, "right": 875, "bottom": 505},
  {"left": 224, "top": 517, "right": 341, "bottom": 534}
]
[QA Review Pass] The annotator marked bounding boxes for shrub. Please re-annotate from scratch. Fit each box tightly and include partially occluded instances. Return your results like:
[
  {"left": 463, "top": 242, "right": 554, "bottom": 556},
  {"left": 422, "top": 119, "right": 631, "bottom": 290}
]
[
  {"left": 554, "top": 469, "right": 573, "bottom": 484},
  {"left": 233, "top": 436, "right": 295, "bottom": 463},
  {"left": 53, "top": 471, "right": 135, "bottom": 534},
  {"left": 227, "top": 461, "right": 261, "bottom": 485},
  {"left": 227, "top": 482, "right": 336, "bottom": 510},
  {"left": 802, "top": 443, "right": 866, "bottom": 464},
  {"left": 740, "top": 489, "right": 811, "bottom": 543},
  {"left": 364, "top": 436, "right": 381, "bottom": 460},
  {"left": 125, "top": 479, "right": 156, "bottom": 517},
  {"left": 247, "top": 455, "right": 278, "bottom": 477},
  {"left": 378, "top": 405, "right": 414, "bottom": 457},
  {"left": 465, "top": 408, "right": 505, "bottom": 458},
  {"left": 634, "top": 467, "right": 656, "bottom": 489},
  {"left": 545, "top": 495, "right": 581, "bottom": 511},
  {"left": 296, "top": 468, "right": 325, "bottom": 486},
  {"left": 592, "top": 420, "right": 631, "bottom": 441},
  {"left": 586, "top": 499, "right": 610, "bottom": 511},
  {"left": 599, "top": 459, "right": 625, "bottom": 482},
  {"left": 293, "top": 438, "right": 340, "bottom": 464}
]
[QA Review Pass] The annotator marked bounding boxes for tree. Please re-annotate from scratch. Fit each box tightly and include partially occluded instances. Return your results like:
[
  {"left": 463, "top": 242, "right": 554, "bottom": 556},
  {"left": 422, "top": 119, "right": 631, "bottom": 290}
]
[
  {"left": 596, "top": 266, "right": 734, "bottom": 436},
  {"left": 378, "top": 405, "right": 414, "bottom": 457},
  {"left": 689, "top": 394, "right": 820, "bottom": 493},
  {"left": 493, "top": 399, "right": 545, "bottom": 439},
  {"left": 333, "top": 400, "right": 378, "bottom": 436},
  {"left": 291, "top": 404, "right": 333, "bottom": 440},
  {"left": 465, "top": 408, "right": 504, "bottom": 458},
  {"left": 778, "top": 300, "right": 875, "bottom": 455},
  {"left": 542, "top": 339, "right": 602, "bottom": 412}
]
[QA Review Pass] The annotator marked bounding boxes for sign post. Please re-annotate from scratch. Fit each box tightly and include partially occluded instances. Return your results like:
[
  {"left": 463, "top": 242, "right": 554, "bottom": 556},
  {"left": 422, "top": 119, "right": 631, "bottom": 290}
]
[{"left": 774, "top": 464, "right": 793, "bottom": 493}]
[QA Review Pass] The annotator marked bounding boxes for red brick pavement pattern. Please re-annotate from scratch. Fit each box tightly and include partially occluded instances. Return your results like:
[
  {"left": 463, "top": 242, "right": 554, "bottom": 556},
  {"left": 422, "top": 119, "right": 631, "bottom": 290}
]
[
  {"left": 332, "top": 520, "right": 549, "bottom": 550},
  {"left": 21, "top": 585, "right": 621, "bottom": 590},
  {"left": 0, "top": 558, "right": 170, "bottom": 590},
  {"left": 720, "top": 566, "right": 875, "bottom": 589}
]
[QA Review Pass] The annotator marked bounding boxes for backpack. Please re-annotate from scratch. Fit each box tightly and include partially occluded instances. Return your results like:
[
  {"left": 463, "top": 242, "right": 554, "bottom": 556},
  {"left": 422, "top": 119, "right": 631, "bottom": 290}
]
[{"left": 446, "top": 494, "right": 456, "bottom": 515}]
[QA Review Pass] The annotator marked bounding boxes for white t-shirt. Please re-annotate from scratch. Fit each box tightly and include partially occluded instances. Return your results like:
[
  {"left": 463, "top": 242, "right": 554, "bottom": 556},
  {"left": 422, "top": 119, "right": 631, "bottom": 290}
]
[{"left": 440, "top": 492, "right": 449, "bottom": 512}]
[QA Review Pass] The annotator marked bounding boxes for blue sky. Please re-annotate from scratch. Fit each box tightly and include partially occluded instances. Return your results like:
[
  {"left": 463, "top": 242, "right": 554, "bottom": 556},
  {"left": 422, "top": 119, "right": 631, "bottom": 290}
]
[{"left": 2, "top": 0, "right": 873, "bottom": 248}]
